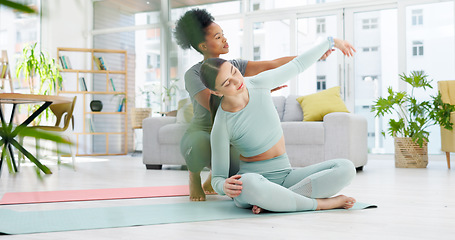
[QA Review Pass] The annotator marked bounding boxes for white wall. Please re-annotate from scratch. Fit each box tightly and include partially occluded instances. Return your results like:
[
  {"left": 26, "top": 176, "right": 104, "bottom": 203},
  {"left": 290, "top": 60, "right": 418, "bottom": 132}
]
[
  {"left": 40, "top": 0, "right": 96, "bottom": 153},
  {"left": 40, "top": 0, "right": 92, "bottom": 58}
]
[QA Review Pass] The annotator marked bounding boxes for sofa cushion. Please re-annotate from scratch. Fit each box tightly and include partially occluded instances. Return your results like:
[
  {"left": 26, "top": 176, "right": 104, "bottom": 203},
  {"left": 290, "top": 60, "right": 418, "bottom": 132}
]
[
  {"left": 283, "top": 95, "right": 303, "bottom": 122},
  {"left": 296, "top": 86, "right": 349, "bottom": 121},
  {"left": 281, "top": 122, "right": 324, "bottom": 144},
  {"left": 272, "top": 96, "right": 286, "bottom": 121},
  {"left": 159, "top": 123, "right": 189, "bottom": 144},
  {"left": 176, "top": 98, "right": 194, "bottom": 123}
]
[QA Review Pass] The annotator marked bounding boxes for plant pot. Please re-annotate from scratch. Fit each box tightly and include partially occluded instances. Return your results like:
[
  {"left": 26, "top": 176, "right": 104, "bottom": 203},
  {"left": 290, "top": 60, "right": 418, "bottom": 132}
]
[
  {"left": 394, "top": 137, "right": 428, "bottom": 168},
  {"left": 90, "top": 100, "right": 103, "bottom": 112},
  {"left": 131, "top": 108, "right": 151, "bottom": 129}
]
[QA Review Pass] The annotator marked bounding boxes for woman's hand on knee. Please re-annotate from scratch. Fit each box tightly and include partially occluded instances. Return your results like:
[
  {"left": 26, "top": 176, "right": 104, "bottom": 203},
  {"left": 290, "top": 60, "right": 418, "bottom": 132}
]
[{"left": 224, "top": 175, "right": 243, "bottom": 198}]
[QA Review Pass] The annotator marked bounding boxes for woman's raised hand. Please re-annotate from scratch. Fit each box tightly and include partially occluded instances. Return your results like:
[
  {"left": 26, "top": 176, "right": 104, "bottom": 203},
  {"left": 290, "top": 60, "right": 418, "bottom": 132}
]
[
  {"left": 223, "top": 175, "right": 243, "bottom": 198},
  {"left": 334, "top": 38, "right": 356, "bottom": 57}
]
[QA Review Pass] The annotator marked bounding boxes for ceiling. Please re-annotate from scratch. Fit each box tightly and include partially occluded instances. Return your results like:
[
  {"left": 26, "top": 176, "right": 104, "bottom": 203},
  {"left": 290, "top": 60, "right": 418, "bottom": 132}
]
[{"left": 102, "top": 0, "right": 236, "bottom": 14}]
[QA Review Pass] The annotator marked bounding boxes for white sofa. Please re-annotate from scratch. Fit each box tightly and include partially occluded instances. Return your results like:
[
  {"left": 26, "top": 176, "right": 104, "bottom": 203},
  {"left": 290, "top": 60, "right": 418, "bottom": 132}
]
[{"left": 143, "top": 95, "right": 368, "bottom": 170}]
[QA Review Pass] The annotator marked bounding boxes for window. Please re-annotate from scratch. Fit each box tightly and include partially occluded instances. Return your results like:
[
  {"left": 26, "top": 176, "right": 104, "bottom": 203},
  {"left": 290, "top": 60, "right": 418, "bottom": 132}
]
[
  {"left": 0, "top": 0, "right": 40, "bottom": 91},
  {"left": 362, "top": 75, "right": 379, "bottom": 82},
  {"left": 253, "top": 46, "right": 261, "bottom": 61},
  {"left": 316, "top": 18, "right": 325, "bottom": 34},
  {"left": 250, "top": 0, "right": 339, "bottom": 11},
  {"left": 362, "top": 47, "right": 379, "bottom": 52},
  {"left": 297, "top": 15, "right": 337, "bottom": 96},
  {"left": 406, "top": 1, "right": 454, "bottom": 155},
  {"left": 412, "top": 41, "right": 424, "bottom": 56},
  {"left": 362, "top": 18, "right": 378, "bottom": 29},
  {"left": 317, "top": 76, "right": 326, "bottom": 91},
  {"left": 253, "top": 3, "right": 260, "bottom": 11},
  {"left": 147, "top": 55, "right": 152, "bottom": 69},
  {"left": 253, "top": 22, "right": 264, "bottom": 30},
  {"left": 412, "top": 9, "right": 423, "bottom": 26}
]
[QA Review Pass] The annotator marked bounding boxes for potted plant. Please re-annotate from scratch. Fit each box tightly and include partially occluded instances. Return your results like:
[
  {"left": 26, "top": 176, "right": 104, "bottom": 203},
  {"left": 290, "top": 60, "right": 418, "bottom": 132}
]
[
  {"left": 7, "top": 43, "right": 69, "bottom": 176},
  {"left": 162, "top": 78, "right": 179, "bottom": 110},
  {"left": 372, "top": 71, "right": 455, "bottom": 168},
  {"left": 16, "top": 43, "right": 63, "bottom": 125}
]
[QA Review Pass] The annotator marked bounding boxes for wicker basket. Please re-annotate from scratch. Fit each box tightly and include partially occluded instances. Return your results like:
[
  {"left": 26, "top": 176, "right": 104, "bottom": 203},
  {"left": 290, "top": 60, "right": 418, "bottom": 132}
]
[
  {"left": 131, "top": 108, "right": 151, "bottom": 129},
  {"left": 394, "top": 137, "right": 428, "bottom": 168}
]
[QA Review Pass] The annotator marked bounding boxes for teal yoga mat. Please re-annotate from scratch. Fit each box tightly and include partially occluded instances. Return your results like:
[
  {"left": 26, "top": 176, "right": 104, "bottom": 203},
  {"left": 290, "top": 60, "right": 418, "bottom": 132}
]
[{"left": 0, "top": 200, "right": 376, "bottom": 235}]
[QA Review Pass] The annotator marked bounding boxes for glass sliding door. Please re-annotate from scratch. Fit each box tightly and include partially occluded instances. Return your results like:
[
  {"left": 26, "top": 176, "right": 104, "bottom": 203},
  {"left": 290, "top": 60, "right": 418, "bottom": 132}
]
[
  {"left": 405, "top": 1, "right": 455, "bottom": 154},
  {"left": 249, "top": 0, "right": 342, "bottom": 12},
  {"left": 296, "top": 14, "right": 339, "bottom": 96},
  {"left": 347, "top": 8, "right": 398, "bottom": 153},
  {"left": 251, "top": 19, "right": 291, "bottom": 96}
]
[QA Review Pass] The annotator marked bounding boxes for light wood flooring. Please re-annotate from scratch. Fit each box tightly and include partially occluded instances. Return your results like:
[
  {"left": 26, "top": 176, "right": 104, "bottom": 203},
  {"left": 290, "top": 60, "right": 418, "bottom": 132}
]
[{"left": 0, "top": 154, "right": 454, "bottom": 240}]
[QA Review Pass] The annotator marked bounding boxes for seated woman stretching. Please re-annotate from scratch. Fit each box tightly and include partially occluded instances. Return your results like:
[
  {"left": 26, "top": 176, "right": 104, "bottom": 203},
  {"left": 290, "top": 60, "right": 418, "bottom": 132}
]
[{"left": 200, "top": 37, "right": 357, "bottom": 214}]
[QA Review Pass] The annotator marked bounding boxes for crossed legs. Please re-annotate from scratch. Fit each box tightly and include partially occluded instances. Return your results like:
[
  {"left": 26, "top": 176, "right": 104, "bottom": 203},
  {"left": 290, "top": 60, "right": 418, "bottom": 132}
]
[{"left": 234, "top": 158, "right": 356, "bottom": 213}]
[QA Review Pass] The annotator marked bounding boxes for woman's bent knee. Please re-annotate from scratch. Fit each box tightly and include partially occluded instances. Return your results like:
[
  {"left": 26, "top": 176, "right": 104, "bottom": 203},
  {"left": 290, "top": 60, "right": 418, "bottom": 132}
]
[
  {"left": 237, "top": 173, "right": 268, "bottom": 200},
  {"left": 333, "top": 158, "right": 356, "bottom": 183},
  {"left": 180, "top": 131, "right": 211, "bottom": 172}
]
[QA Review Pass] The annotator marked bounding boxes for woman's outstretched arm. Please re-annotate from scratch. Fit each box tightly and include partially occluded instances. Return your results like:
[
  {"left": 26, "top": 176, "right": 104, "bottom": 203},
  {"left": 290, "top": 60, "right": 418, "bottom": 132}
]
[
  {"left": 244, "top": 56, "right": 296, "bottom": 77},
  {"left": 243, "top": 49, "right": 336, "bottom": 77},
  {"left": 248, "top": 37, "right": 355, "bottom": 89}
]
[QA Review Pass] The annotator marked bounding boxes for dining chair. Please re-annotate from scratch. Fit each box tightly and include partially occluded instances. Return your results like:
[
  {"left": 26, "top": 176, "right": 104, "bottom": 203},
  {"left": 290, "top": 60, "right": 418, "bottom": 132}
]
[
  {"left": 19, "top": 96, "right": 77, "bottom": 170},
  {"left": 438, "top": 81, "right": 455, "bottom": 169}
]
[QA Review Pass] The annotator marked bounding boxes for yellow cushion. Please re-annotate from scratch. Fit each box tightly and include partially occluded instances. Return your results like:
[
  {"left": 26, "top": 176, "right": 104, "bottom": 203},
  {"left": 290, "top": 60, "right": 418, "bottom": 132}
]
[
  {"left": 296, "top": 86, "right": 349, "bottom": 121},
  {"left": 176, "top": 98, "right": 194, "bottom": 123}
]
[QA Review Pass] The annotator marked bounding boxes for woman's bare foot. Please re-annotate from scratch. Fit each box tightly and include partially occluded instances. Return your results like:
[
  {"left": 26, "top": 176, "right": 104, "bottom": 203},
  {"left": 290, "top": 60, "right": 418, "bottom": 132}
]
[
  {"left": 316, "top": 195, "right": 356, "bottom": 210},
  {"left": 189, "top": 171, "right": 206, "bottom": 201},
  {"left": 202, "top": 172, "right": 216, "bottom": 195},
  {"left": 252, "top": 205, "right": 269, "bottom": 214}
]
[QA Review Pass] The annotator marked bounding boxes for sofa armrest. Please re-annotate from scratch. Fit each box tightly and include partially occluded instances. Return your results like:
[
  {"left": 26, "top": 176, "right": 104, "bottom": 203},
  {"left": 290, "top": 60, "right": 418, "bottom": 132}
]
[
  {"left": 142, "top": 116, "right": 177, "bottom": 164},
  {"left": 323, "top": 112, "right": 368, "bottom": 167}
]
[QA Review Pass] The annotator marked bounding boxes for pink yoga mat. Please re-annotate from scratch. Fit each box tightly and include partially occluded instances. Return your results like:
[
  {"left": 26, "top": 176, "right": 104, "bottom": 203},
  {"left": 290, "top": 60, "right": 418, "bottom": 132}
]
[{"left": 0, "top": 185, "right": 192, "bottom": 205}]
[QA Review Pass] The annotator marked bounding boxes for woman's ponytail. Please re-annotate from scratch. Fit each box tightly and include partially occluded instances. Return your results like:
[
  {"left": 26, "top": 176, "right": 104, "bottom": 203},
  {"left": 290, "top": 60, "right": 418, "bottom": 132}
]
[
  {"left": 209, "top": 94, "right": 222, "bottom": 124},
  {"left": 200, "top": 58, "right": 227, "bottom": 125}
]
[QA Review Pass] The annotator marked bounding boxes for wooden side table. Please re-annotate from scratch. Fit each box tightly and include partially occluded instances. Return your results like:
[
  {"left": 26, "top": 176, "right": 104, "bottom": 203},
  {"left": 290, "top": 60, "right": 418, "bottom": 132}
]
[{"left": 0, "top": 93, "right": 71, "bottom": 175}]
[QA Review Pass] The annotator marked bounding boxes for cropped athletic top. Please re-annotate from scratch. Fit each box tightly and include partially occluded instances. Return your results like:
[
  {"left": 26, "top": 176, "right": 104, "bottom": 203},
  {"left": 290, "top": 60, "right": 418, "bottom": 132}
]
[{"left": 211, "top": 38, "right": 333, "bottom": 195}]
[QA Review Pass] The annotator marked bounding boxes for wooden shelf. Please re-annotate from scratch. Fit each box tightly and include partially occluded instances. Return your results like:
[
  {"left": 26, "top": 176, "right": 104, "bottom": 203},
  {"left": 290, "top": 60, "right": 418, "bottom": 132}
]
[
  {"left": 59, "top": 91, "right": 126, "bottom": 95},
  {"left": 57, "top": 47, "right": 128, "bottom": 156},
  {"left": 86, "top": 111, "right": 126, "bottom": 115},
  {"left": 74, "top": 132, "right": 126, "bottom": 135},
  {"left": 61, "top": 69, "right": 126, "bottom": 74},
  {"left": 58, "top": 47, "right": 126, "bottom": 54}
]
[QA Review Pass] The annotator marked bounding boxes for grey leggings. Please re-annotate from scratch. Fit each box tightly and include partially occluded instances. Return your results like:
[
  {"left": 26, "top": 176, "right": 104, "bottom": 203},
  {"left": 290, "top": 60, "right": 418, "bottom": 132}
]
[
  {"left": 234, "top": 154, "right": 356, "bottom": 212},
  {"left": 180, "top": 129, "right": 240, "bottom": 176}
]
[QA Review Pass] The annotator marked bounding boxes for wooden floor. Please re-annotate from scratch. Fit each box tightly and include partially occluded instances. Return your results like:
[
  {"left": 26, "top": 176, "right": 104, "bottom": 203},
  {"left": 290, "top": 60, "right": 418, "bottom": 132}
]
[{"left": 1, "top": 154, "right": 454, "bottom": 239}]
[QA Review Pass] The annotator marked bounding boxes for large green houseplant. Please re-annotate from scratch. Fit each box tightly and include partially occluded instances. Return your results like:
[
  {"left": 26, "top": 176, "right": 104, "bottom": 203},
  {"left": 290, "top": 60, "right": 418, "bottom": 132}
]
[
  {"left": 372, "top": 71, "right": 455, "bottom": 146},
  {"left": 372, "top": 71, "right": 455, "bottom": 167}
]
